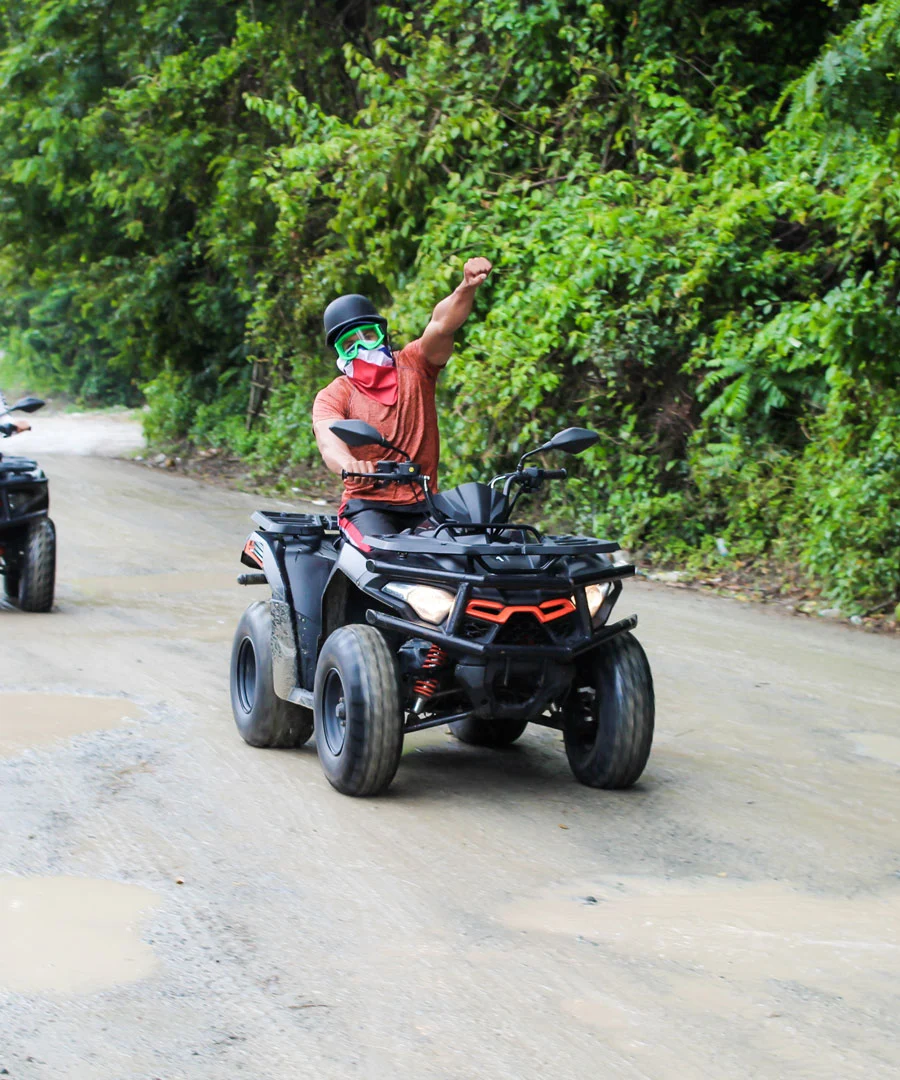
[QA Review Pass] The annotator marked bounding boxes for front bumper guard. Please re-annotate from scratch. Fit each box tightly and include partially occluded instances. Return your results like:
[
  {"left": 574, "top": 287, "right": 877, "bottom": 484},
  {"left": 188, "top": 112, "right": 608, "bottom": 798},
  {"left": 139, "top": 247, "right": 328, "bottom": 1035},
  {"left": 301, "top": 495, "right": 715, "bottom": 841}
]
[{"left": 365, "top": 609, "right": 638, "bottom": 661}]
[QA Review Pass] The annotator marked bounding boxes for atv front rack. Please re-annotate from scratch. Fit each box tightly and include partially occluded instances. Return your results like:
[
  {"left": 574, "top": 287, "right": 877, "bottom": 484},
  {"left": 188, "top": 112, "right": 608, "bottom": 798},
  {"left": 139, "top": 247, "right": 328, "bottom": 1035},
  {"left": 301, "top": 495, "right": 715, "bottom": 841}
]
[
  {"left": 365, "top": 532, "right": 618, "bottom": 559},
  {"left": 365, "top": 531, "right": 623, "bottom": 578},
  {"left": 366, "top": 556, "right": 633, "bottom": 593}
]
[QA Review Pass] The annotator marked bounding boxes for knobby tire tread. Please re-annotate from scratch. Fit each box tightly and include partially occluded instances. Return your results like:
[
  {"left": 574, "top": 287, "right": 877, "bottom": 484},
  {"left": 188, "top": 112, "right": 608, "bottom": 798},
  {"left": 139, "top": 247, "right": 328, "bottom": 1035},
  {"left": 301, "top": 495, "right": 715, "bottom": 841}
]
[{"left": 18, "top": 518, "right": 56, "bottom": 612}]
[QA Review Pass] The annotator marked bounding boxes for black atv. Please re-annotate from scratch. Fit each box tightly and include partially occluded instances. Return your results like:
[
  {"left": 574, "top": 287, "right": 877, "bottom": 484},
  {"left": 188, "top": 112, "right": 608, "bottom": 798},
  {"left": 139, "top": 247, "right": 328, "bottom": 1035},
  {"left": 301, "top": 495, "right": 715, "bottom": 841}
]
[
  {"left": 0, "top": 397, "right": 56, "bottom": 613},
  {"left": 230, "top": 421, "right": 653, "bottom": 796}
]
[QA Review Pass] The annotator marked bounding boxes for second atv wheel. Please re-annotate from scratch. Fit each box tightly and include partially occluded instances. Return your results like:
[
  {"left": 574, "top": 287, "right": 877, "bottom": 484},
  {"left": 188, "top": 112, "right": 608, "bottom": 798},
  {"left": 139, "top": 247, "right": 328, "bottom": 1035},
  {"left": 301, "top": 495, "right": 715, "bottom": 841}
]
[
  {"left": 449, "top": 716, "right": 528, "bottom": 747},
  {"left": 230, "top": 601, "right": 314, "bottom": 748},
  {"left": 9, "top": 517, "right": 56, "bottom": 612},
  {"left": 562, "top": 631, "right": 654, "bottom": 789},
  {"left": 313, "top": 625, "right": 403, "bottom": 796}
]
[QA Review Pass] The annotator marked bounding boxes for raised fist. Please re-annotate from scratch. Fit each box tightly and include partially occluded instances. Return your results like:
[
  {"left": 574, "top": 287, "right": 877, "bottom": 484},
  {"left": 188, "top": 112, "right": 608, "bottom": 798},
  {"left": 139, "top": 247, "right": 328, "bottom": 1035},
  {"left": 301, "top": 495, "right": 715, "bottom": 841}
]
[{"left": 462, "top": 257, "right": 492, "bottom": 288}]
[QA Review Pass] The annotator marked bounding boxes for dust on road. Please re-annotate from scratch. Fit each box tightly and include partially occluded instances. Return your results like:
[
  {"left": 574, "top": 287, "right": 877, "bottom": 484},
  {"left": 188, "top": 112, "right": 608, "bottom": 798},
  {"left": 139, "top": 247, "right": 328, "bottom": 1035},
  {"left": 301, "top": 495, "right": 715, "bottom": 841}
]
[{"left": 1, "top": 414, "right": 898, "bottom": 1079}]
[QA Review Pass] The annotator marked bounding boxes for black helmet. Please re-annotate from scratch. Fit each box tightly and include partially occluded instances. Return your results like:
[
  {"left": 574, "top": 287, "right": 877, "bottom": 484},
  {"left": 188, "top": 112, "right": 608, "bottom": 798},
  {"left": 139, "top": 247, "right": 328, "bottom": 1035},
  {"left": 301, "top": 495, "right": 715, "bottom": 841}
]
[{"left": 323, "top": 294, "right": 388, "bottom": 348}]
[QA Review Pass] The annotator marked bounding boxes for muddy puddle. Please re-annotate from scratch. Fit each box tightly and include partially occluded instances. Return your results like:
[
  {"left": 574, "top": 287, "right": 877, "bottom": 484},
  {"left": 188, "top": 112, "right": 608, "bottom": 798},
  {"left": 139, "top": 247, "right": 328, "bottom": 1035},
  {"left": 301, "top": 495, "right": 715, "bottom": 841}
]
[
  {"left": 0, "top": 693, "right": 143, "bottom": 756},
  {"left": 0, "top": 875, "right": 159, "bottom": 994},
  {"left": 502, "top": 876, "right": 899, "bottom": 1010},
  {"left": 848, "top": 732, "right": 900, "bottom": 767}
]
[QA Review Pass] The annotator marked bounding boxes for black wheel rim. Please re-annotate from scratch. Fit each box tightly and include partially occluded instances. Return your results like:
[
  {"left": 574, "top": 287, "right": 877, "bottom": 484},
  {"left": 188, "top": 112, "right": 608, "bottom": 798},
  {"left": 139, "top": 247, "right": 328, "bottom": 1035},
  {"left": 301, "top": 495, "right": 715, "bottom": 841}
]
[
  {"left": 322, "top": 668, "right": 347, "bottom": 756},
  {"left": 235, "top": 636, "right": 257, "bottom": 713}
]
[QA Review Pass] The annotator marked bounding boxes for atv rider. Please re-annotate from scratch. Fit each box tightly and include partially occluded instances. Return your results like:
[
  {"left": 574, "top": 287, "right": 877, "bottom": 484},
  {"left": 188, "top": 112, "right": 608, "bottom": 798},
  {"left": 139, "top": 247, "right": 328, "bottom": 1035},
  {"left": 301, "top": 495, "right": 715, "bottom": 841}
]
[
  {"left": 0, "top": 389, "right": 30, "bottom": 435},
  {"left": 313, "top": 256, "right": 492, "bottom": 545}
]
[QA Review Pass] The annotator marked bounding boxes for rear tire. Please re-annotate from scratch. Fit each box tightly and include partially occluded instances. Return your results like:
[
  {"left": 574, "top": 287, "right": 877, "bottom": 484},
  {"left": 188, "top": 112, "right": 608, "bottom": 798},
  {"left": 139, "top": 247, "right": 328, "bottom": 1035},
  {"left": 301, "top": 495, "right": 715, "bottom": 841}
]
[
  {"left": 449, "top": 716, "right": 528, "bottom": 747},
  {"left": 313, "top": 625, "right": 403, "bottom": 796},
  {"left": 15, "top": 518, "right": 56, "bottom": 612},
  {"left": 562, "top": 632, "right": 654, "bottom": 789},
  {"left": 230, "top": 601, "right": 314, "bottom": 748}
]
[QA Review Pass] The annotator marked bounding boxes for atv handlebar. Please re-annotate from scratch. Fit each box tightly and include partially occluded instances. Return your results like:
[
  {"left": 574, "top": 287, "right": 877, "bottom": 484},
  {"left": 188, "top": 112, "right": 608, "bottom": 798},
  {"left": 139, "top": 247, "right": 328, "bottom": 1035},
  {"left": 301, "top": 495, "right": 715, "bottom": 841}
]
[
  {"left": 338, "top": 460, "right": 567, "bottom": 525},
  {"left": 492, "top": 465, "right": 568, "bottom": 488},
  {"left": 0, "top": 422, "right": 18, "bottom": 438},
  {"left": 342, "top": 460, "right": 427, "bottom": 484}
]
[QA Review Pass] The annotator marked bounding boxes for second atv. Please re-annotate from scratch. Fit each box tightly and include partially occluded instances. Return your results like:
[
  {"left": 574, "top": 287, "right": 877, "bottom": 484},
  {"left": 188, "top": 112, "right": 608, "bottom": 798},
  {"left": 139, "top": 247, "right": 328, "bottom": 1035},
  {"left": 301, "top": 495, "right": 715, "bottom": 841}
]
[
  {"left": 230, "top": 421, "right": 654, "bottom": 796},
  {"left": 0, "top": 397, "right": 56, "bottom": 613}
]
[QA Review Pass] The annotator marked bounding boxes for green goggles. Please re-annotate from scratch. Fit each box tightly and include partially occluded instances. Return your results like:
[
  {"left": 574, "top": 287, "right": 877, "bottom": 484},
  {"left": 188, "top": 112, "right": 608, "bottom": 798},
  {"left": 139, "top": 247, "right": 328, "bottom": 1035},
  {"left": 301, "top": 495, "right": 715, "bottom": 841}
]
[{"left": 335, "top": 323, "right": 386, "bottom": 361}]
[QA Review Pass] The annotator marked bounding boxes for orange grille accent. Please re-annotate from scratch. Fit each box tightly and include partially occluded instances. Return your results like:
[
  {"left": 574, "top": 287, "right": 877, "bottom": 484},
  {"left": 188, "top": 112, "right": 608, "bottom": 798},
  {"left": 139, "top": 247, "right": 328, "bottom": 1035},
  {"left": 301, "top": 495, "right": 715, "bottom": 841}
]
[
  {"left": 465, "top": 597, "right": 576, "bottom": 625},
  {"left": 413, "top": 644, "right": 448, "bottom": 698}
]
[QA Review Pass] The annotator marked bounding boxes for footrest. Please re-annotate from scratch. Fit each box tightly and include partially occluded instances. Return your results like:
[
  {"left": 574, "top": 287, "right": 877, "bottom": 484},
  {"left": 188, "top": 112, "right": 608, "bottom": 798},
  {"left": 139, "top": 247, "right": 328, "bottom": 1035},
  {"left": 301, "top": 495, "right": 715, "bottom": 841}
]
[{"left": 252, "top": 511, "right": 339, "bottom": 536}]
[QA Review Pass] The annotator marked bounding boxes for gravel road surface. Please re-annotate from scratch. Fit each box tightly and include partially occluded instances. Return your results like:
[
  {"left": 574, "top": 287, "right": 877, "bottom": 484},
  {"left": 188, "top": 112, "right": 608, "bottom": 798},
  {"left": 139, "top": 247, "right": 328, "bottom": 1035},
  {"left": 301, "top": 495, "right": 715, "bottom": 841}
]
[{"left": 1, "top": 415, "right": 898, "bottom": 1079}]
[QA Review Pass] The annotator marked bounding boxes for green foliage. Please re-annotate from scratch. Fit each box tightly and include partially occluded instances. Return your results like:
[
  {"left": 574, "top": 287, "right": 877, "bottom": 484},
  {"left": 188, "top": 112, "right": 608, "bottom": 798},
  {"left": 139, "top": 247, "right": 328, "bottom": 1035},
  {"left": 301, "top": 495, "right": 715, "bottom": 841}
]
[
  {"left": 2, "top": 0, "right": 898, "bottom": 609},
  {"left": 798, "top": 375, "right": 900, "bottom": 612}
]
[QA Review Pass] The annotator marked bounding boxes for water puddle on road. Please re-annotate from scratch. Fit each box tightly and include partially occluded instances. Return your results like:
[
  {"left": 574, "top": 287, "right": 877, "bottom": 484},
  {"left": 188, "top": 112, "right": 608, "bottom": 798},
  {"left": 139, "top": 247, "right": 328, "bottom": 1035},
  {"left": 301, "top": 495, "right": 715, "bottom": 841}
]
[
  {"left": 848, "top": 732, "right": 900, "bottom": 767},
  {"left": 0, "top": 693, "right": 143, "bottom": 757},
  {"left": 0, "top": 875, "right": 160, "bottom": 994},
  {"left": 501, "top": 876, "right": 900, "bottom": 1008}
]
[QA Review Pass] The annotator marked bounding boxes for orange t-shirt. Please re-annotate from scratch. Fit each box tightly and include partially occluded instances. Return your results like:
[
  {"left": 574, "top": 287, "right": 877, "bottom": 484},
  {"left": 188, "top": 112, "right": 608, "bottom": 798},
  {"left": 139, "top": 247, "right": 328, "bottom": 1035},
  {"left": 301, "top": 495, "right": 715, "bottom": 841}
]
[{"left": 312, "top": 338, "right": 440, "bottom": 506}]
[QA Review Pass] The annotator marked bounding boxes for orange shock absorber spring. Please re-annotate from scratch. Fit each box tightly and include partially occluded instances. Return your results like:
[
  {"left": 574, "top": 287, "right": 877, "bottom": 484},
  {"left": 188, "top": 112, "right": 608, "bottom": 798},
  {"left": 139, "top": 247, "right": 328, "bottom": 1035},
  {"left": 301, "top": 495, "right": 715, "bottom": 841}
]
[{"left": 413, "top": 644, "right": 448, "bottom": 699}]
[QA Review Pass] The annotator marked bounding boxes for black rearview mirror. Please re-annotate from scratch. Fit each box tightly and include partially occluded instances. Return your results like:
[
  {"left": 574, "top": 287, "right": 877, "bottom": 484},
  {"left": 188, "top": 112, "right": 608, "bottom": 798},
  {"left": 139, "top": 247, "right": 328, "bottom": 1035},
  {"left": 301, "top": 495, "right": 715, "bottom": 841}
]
[
  {"left": 546, "top": 427, "right": 599, "bottom": 455},
  {"left": 10, "top": 396, "right": 45, "bottom": 414},
  {"left": 329, "top": 420, "right": 388, "bottom": 449}
]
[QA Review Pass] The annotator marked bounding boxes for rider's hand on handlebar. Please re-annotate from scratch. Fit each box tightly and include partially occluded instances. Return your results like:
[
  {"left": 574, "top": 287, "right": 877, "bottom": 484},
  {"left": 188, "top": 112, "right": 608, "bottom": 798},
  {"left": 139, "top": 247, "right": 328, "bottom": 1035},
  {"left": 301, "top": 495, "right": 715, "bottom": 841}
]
[
  {"left": 14, "top": 419, "right": 31, "bottom": 433},
  {"left": 349, "top": 458, "right": 376, "bottom": 474}
]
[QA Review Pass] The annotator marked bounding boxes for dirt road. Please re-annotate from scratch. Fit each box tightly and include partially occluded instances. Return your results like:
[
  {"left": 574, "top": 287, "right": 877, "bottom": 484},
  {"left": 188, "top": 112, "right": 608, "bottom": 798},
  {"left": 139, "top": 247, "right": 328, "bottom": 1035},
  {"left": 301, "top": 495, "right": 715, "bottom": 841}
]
[{"left": 1, "top": 417, "right": 898, "bottom": 1079}]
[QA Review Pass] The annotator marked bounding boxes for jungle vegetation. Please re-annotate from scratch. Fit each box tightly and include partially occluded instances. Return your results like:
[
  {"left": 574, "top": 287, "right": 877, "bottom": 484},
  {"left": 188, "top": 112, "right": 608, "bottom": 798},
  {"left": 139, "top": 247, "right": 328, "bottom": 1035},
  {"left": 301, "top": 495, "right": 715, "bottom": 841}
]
[{"left": 1, "top": 1, "right": 898, "bottom": 613}]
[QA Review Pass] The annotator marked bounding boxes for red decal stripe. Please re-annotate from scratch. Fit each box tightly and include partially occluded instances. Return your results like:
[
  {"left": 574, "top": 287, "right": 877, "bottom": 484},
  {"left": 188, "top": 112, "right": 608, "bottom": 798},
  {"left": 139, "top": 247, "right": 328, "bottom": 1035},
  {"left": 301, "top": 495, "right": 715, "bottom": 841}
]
[{"left": 339, "top": 516, "right": 372, "bottom": 553}]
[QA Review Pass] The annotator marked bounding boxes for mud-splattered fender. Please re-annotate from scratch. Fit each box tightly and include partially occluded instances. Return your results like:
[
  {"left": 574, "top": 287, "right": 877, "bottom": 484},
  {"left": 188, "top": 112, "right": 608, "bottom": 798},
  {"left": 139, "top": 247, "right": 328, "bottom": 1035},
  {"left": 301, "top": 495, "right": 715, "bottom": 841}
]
[{"left": 270, "top": 599, "right": 298, "bottom": 700}]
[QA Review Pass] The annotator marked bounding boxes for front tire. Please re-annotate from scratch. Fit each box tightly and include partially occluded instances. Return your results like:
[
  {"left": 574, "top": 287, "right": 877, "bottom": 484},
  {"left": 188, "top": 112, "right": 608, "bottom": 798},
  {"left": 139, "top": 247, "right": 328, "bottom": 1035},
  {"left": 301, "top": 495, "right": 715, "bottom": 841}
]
[
  {"left": 230, "top": 601, "right": 313, "bottom": 748},
  {"left": 313, "top": 625, "right": 403, "bottom": 796},
  {"left": 449, "top": 716, "right": 528, "bottom": 747},
  {"left": 562, "top": 632, "right": 654, "bottom": 789},
  {"left": 15, "top": 518, "right": 56, "bottom": 612}
]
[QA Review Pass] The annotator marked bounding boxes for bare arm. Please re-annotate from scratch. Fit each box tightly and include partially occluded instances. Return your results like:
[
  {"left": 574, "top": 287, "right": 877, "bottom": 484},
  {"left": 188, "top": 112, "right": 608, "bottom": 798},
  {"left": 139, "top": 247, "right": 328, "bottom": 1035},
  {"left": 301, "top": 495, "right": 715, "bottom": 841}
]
[
  {"left": 313, "top": 420, "right": 376, "bottom": 476},
  {"left": 0, "top": 392, "right": 29, "bottom": 433},
  {"left": 419, "top": 256, "right": 492, "bottom": 368}
]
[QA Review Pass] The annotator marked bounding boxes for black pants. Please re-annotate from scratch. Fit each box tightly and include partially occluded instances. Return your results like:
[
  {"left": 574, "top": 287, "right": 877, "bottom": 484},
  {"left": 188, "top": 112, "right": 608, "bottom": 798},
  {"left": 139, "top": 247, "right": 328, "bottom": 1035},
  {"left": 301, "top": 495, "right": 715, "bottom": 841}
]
[{"left": 340, "top": 500, "right": 428, "bottom": 540}]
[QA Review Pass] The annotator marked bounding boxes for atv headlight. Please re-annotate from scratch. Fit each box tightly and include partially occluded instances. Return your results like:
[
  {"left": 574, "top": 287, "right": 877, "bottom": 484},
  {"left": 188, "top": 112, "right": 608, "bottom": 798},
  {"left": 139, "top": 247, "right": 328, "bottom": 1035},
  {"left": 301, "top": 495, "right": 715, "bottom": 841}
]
[
  {"left": 584, "top": 582, "right": 612, "bottom": 619},
  {"left": 383, "top": 582, "right": 456, "bottom": 625}
]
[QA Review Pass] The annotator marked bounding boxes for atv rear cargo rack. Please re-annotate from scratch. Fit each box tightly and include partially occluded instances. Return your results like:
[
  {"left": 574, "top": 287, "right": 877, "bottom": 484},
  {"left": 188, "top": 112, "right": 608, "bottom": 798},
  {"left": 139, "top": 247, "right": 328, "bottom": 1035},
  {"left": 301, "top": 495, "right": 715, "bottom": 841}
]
[{"left": 252, "top": 511, "right": 339, "bottom": 536}]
